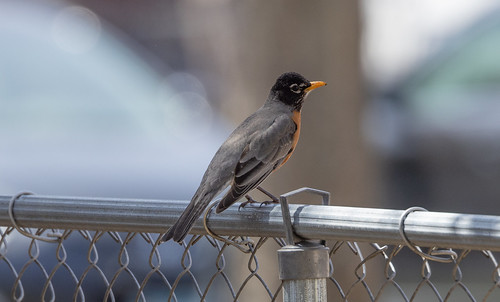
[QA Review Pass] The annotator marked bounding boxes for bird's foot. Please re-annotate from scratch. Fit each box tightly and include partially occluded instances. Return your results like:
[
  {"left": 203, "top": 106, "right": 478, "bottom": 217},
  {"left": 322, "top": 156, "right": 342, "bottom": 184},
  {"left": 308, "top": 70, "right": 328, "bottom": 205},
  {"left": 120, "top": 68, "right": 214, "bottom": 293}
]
[
  {"left": 239, "top": 187, "right": 280, "bottom": 210},
  {"left": 239, "top": 195, "right": 258, "bottom": 210}
]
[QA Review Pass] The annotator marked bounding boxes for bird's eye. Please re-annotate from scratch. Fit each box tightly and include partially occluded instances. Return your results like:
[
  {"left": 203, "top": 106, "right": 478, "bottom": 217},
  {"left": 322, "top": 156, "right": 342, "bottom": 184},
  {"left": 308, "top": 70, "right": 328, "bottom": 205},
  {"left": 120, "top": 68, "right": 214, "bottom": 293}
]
[{"left": 290, "top": 84, "right": 301, "bottom": 93}]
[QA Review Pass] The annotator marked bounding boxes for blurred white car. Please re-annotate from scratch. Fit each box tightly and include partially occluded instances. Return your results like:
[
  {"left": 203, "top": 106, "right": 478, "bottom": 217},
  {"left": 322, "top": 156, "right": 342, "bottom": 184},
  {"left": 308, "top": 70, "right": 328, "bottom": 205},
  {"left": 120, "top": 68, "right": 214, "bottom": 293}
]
[
  {"left": 0, "top": 2, "right": 228, "bottom": 301},
  {"left": 0, "top": 1, "right": 229, "bottom": 200}
]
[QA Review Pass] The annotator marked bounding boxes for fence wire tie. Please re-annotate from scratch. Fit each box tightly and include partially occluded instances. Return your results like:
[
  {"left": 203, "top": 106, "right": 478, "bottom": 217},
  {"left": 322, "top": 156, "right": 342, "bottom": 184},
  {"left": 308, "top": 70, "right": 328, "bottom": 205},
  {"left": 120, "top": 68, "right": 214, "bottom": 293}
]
[
  {"left": 203, "top": 199, "right": 255, "bottom": 253},
  {"left": 399, "top": 206, "right": 457, "bottom": 263},
  {"left": 8, "top": 192, "right": 63, "bottom": 243}
]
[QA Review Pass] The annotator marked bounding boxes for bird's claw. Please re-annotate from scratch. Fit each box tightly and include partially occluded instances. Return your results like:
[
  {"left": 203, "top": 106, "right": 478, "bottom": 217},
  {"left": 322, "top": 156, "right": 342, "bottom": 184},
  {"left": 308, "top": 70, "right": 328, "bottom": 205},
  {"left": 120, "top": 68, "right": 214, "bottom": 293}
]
[
  {"left": 239, "top": 195, "right": 258, "bottom": 211},
  {"left": 258, "top": 200, "right": 279, "bottom": 208},
  {"left": 239, "top": 190, "right": 280, "bottom": 210}
]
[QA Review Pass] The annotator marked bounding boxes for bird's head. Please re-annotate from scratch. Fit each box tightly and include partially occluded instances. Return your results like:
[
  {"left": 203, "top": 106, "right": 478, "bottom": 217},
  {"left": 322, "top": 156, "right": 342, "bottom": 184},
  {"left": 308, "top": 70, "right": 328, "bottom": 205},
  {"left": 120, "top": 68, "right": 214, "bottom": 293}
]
[{"left": 270, "top": 72, "right": 326, "bottom": 110}]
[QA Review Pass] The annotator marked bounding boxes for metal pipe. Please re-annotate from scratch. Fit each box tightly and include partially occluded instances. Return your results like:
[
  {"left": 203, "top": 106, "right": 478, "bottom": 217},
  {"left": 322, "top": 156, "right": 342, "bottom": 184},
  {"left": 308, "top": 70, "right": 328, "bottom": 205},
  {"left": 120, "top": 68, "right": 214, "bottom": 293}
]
[
  {"left": 278, "top": 243, "right": 329, "bottom": 302},
  {"left": 1, "top": 194, "right": 500, "bottom": 251}
]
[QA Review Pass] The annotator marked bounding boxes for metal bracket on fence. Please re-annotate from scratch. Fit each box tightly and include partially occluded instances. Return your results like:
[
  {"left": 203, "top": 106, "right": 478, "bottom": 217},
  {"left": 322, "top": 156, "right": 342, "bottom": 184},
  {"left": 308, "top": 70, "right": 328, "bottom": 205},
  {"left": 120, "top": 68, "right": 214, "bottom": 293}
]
[
  {"left": 277, "top": 187, "right": 331, "bottom": 302},
  {"left": 279, "top": 187, "right": 330, "bottom": 246}
]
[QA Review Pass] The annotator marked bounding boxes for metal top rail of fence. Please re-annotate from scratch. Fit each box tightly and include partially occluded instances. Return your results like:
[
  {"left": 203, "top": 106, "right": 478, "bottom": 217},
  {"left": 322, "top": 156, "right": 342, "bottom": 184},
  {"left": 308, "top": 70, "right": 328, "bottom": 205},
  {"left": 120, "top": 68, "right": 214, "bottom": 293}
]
[{"left": 1, "top": 191, "right": 500, "bottom": 301}]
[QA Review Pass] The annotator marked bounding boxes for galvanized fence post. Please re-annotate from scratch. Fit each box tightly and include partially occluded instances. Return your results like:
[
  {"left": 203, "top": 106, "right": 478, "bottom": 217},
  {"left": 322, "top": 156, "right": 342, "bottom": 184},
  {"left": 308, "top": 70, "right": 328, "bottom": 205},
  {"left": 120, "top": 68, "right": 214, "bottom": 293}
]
[{"left": 277, "top": 188, "right": 331, "bottom": 302}]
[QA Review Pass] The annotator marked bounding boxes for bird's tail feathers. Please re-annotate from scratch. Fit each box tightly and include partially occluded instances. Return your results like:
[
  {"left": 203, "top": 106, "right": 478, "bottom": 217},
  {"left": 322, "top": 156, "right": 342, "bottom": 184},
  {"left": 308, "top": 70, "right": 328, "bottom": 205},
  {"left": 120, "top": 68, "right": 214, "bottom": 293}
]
[{"left": 161, "top": 193, "right": 214, "bottom": 243}]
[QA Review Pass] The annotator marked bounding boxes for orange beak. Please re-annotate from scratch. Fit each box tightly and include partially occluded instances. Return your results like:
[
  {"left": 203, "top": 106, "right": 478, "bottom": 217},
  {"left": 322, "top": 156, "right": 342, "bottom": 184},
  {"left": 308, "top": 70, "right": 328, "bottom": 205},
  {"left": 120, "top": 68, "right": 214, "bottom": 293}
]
[{"left": 304, "top": 81, "right": 327, "bottom": 92}]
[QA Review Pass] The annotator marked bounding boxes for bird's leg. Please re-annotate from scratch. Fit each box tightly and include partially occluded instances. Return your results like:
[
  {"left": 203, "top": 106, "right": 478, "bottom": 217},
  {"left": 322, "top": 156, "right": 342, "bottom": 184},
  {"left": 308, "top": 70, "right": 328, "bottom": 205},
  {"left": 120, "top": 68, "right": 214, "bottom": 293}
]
[
  {"left": 239, "top": 194, "right": 258, "bottom": 210},
  {"left": 256, "top": 186, "right": 279, "bottom": 207},
  {"left": 239, "top": 187, "right": 279, "bottom": 210}
]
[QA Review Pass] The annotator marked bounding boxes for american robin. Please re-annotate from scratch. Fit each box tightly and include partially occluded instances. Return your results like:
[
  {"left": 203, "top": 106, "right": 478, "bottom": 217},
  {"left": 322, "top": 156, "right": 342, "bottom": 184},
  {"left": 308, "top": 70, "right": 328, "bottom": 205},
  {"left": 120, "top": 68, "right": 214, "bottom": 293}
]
[{"left": 161, "top": 72, "right": 326, "bottom": 243}]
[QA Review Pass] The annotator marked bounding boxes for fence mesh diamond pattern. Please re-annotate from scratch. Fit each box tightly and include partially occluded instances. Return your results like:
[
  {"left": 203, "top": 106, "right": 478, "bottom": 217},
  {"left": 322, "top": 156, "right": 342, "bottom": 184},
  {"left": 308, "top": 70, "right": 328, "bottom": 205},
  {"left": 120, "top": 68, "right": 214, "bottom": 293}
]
[
  {"left": 1, "top": 228, "right": 500, "bottom": 301},
  {"left": 1, "top": 194, "right": 500, "bottom": 301}
]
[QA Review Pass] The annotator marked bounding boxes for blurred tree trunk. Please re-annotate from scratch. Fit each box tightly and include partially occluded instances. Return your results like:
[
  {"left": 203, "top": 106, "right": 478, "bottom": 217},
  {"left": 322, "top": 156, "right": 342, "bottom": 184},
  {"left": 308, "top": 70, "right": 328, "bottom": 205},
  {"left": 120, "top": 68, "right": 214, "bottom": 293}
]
[{"left": 177, "top": 0, "right": 377, "bottom": 301}]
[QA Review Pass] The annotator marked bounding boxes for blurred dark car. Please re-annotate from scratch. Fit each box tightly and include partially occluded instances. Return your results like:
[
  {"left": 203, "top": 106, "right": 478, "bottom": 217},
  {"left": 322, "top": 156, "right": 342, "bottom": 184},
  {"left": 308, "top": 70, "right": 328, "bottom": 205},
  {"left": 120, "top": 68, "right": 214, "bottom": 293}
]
[
  {"left": 365, "top": 9, "right": 500, "bottom": 214},
  {"left": 0, "top": 1, "right": 228, "bottom": 301}
]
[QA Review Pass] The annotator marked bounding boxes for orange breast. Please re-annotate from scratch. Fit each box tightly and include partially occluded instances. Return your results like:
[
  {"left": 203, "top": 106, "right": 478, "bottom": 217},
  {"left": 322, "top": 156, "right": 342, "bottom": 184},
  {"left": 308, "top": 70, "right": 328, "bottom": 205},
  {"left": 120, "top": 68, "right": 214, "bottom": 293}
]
[{"left": 278, "top": 110, "right": 301, "bottom": 168}]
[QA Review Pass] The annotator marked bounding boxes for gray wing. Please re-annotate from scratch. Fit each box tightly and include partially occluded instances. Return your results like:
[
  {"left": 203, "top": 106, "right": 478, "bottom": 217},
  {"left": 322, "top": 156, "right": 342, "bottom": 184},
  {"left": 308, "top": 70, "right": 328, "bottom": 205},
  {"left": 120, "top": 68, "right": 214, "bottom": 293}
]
[{"left": 216, "top": 114, "right": 296, "bottom": 212}]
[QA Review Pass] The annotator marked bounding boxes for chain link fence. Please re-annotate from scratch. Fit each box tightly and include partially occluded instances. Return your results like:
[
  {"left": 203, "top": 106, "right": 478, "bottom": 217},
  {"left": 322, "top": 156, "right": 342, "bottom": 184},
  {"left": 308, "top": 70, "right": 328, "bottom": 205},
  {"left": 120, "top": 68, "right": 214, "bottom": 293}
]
[{"left": 1, "top": 192, "right": 500, "bottom": 301}]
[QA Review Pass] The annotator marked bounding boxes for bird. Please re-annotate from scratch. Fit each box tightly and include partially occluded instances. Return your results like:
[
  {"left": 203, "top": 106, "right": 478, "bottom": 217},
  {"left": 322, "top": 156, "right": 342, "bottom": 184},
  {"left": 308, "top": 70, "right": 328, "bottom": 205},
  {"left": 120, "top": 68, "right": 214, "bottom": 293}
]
[{"left": 161, "top": 72, "right": 326, "bottom": 243}]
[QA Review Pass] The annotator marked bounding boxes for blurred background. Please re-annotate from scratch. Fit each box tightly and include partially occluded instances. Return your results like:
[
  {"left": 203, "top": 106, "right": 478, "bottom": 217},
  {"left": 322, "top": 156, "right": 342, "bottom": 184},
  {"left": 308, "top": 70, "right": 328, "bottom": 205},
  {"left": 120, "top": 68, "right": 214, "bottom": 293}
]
[{"left": 1, "top": 0, "right": 500, "bottom": 300}]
